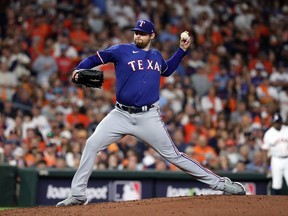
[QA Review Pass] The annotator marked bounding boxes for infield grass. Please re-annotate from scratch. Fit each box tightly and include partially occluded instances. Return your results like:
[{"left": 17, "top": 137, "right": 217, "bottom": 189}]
[{"left": 0, "top": 207, "right": 14, "bottom": 211}]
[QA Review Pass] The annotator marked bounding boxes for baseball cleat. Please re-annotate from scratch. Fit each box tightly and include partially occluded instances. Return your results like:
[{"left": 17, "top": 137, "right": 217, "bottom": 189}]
[
  {"left": 56, "top": 196, "right": 88, "bottom": 207},
  {"left": 223, "top": 177, "right": 246, "bottom": 195}
]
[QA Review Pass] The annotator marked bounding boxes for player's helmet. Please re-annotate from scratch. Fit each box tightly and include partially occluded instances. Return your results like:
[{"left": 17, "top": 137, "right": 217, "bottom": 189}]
[{"left": 272, "top": 113, "right": 283, "bottom": 123}]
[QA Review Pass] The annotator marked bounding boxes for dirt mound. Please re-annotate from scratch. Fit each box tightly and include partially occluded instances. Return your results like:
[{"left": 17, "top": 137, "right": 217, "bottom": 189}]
[{"left": 1, "top": 196, "right": 287, "bottom": 216}]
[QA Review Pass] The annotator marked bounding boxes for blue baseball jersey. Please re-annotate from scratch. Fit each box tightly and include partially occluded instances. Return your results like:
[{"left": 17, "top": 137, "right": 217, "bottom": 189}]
[{"left": 76, "top": 43, "right": 187, "bottom": 106}]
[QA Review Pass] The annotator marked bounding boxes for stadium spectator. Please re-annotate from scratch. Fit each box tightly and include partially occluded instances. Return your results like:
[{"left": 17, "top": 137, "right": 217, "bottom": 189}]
[
  {"left": 230, "top": 101, "right": 251, "bottom": 124},
  {"left": 246, "top": 151, "right": 265, "bottom": 173},
  {"left": 192, "top": 134, "right": 217, "bottom": 166},
  {"left": 0, "top": 61, "right": 18, "bottom": 101},
  {"left": 32, "top": 46, "right": 58, "bottom": 89},
  {"left": 279, "top": 87, "right": 288, "bottom": 122},
  {"left": 269, "top": 63, "right": 288, "bottom": 91},
  {"left": 160, "top": 76, "right": 184, "bottom": 114},
  {"left": 256, "top": 75, "right": 279, "bottom": 105},
  {"left": 200, "top": 86, "right": 223, "bottom": 121},
  {"left": 220, "top": 139, "right": 242, "bottom": 171},
  {"left": 191, "top": 64, "right": 211, "bottom": 97},
  {"left": 9, "top": 43, "right": 31, "bottom": 79},
  {"left": 55, "top": 156, "right": 67, "bottom": 169},
  {"left": 43, "top": 142, "right": 57, "bottom": 167}
]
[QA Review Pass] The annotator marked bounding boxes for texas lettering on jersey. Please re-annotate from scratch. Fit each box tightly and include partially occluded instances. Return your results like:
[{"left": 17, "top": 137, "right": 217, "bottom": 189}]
[
  {"left": 128, "top": 59, "right": 161, "bottom": 72},
  {"left": 76, "top": 43, "right": 187, "bottom": 106},
  {"left": 97, "top": 43, "right": 170, "bottom": 106}
]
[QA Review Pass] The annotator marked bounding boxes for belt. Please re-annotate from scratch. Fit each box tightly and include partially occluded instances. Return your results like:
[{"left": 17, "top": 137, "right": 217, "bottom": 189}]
[
  {"left": 276, "top": 155, "right": 288, "bottom": 159},
  {"left": 116, "top": 102, "right": 154, "bottom": 114}
]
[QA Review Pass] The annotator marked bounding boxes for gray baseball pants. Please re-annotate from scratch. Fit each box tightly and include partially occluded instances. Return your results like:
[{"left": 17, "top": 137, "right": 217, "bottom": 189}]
[{"left": 71, "top": 102, "right": 224, "bottom": 196}]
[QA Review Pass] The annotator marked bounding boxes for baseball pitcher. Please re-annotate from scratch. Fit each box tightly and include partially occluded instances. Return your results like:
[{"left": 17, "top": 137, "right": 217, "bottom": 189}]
[{"left": 57, "top": 19, "right": 246, "bottom": 207}]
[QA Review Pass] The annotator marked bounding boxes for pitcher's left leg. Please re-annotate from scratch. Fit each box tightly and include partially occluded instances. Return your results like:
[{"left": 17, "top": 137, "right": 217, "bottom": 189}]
[{"left": 134, "top": 109, "right": 224, "bottom": 189}]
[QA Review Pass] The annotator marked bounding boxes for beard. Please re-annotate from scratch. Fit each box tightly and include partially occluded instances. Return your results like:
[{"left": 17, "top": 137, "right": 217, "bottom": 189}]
[{"left": 134, "top": 39, "right": 150, "bottom": 49}]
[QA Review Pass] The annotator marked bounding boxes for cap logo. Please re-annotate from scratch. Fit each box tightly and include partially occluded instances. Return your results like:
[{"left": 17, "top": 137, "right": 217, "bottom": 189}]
[
  {"left": 139, "top": 20, "right": 145, "bottom": 27},
  {"left": 131, "top": 20, "right": 155, "bottom": 34}
]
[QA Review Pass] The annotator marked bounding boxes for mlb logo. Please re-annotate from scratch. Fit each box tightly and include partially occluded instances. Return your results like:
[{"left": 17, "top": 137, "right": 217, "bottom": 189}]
[
  {"left": 243, "top": 183, "right": 256, "bottom": 195},
  {"left": 113, "top": 181, "right": 142, "bottom": 201}
]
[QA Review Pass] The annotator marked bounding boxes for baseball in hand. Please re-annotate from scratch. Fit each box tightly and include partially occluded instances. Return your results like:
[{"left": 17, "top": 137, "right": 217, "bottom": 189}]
[{"left": 181, "top": 31, "right": 189, "bottom": 41}]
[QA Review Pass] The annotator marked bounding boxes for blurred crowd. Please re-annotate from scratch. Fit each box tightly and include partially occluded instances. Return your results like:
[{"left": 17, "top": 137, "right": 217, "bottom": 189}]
[{"left": 0, "top": 0, "right": 288, "bottom": 174}]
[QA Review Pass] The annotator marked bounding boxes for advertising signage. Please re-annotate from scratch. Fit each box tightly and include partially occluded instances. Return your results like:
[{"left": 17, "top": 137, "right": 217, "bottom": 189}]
[
  {"left": 36, "top": 178, "right": 153, "bottom": 205},
  {"left": 35, "top": 176, "right": 266, "bottom": 205}
]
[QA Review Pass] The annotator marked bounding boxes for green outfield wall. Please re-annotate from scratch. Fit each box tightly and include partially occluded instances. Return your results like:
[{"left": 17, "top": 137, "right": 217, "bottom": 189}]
[{"left": 0, "top": 165, "right": 17, "bottom": 206}]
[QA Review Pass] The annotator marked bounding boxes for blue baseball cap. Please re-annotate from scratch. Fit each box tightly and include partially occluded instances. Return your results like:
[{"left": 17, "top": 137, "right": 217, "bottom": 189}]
[
  {"left": 131, "top": 20, "right": 155, "bottom": 34},
  {"left": 272, "top": 113, "right": 283, "bottom": 123}
]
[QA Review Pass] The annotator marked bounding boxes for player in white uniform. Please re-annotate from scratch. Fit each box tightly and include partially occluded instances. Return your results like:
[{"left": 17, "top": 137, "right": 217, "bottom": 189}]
[{"left": 262, "top": 113, "right": 288, "bottom": 195}]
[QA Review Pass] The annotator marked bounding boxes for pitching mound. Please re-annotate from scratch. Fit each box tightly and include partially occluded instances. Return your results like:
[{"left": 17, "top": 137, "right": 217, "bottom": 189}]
[{"left": 1, "top": 195, "right": 287, "bottom": 216}]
